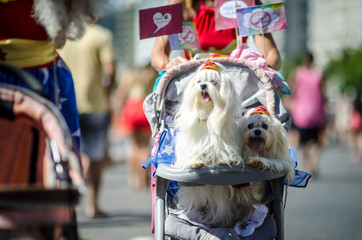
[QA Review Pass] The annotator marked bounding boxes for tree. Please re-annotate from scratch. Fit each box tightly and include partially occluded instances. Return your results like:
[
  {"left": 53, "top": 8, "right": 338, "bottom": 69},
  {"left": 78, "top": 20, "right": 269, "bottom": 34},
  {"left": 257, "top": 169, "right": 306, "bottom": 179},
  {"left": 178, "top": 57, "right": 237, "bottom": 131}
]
[{"left": 323, "top": 47, "right": 362, "bottom": 92}]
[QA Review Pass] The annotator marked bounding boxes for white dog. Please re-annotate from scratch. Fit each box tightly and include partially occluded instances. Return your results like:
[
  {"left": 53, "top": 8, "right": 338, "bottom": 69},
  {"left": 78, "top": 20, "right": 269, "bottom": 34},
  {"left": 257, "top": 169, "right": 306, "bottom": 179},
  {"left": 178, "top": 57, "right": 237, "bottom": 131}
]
[
  {"left": 173, "top": 61, "right": 262, "bottom": 227},
  {"left": 239, "top": 106, "right": 295, "bottom": 181},
  {"left": 174, "top": 60, "right": 242, "bottom": 169}
]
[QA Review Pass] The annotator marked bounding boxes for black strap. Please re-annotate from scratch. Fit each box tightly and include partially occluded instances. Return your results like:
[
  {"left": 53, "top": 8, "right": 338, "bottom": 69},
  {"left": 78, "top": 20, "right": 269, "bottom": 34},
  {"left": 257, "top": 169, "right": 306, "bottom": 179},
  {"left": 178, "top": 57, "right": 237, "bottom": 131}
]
[{"left": 0, "top": 99, "right": 15, "bottom": 120}]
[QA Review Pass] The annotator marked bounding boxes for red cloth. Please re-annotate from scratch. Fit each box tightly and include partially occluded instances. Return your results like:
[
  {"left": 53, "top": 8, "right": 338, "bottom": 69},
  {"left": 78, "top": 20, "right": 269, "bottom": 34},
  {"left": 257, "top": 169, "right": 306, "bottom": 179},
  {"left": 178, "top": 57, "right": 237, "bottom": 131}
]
[
  {"left": 0, "top": 0, "right": 48, "bottom": 41},
  {"left": 192, "top": 0, "right": 246, "bottom": 52},
  {"left": 115, "top": 99, "right": 151, "bottom": 135}
]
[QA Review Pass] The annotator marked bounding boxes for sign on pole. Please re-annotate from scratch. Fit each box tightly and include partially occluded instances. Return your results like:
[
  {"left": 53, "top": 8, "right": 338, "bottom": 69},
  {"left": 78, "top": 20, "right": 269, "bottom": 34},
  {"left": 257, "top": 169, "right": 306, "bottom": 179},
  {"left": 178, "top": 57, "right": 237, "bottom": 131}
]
[
  {"left": 236, "top": 2, "right": 287, "bottom": 37},
  {"left": 139, "top": 3, "right": 183, "bottom": 39},
  {"left": 215, "top": 0, "right": 255, "bottom": 30},
  {"left": 168, "top": 22, "right": 201, "bottom": 50}
]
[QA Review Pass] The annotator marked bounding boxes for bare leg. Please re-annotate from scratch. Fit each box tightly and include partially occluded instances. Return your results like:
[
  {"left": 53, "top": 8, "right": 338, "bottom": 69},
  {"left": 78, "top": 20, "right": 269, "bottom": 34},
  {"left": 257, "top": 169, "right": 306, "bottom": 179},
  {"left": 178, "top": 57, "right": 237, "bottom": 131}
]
[
  {"left": 83, "top": 154, "right": 106, "bottom": 218},
  {"left": 127, "top": 129, "right": 151, "bottom": 191}
]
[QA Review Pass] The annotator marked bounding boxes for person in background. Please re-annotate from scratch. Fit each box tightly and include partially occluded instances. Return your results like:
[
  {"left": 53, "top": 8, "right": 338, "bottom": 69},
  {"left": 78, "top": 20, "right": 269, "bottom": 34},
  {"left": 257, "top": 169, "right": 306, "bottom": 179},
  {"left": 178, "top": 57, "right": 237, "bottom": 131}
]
[
  {"left": 113, "top": 64, "right": 157, "bottom": 191},
  {"left": 59, "top": 23, "right": 116, "bottom": 218},
  {"left": 151, "top": 0, "right": 282, "bottom": 72},
  {"left": 349, "top": 90, "right": 362, "bottom": 163},
  {"left": 288, "top": 52, "right": 326, "bottom": 177}
]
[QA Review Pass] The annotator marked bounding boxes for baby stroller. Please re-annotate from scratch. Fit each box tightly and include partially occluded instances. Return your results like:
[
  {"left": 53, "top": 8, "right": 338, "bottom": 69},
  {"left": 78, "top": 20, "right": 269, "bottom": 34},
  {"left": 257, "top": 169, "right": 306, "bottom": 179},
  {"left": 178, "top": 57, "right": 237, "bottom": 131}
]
[
  {"left": 143, "top": 57, "right": 310, "bottom": 240},
  {"left": 0, "top": 62, "right": 83, "bottom": 239}
]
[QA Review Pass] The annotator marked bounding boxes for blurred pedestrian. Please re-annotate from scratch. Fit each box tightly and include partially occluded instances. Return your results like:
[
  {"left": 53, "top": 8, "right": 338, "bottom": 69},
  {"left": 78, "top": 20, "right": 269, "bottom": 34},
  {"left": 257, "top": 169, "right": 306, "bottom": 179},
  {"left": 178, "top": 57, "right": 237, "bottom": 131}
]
[
  {"left": 288, "top": 52, "right": 326, "bottom": 177},
  {"left": 349, "top": 89, "right": 362, "bottom": 163},
  {"left": 59, "top": 23, "right": 116, "bottom": 218},
  {"left": 113, "top": 65, "right": 157, "bottom": 191}
]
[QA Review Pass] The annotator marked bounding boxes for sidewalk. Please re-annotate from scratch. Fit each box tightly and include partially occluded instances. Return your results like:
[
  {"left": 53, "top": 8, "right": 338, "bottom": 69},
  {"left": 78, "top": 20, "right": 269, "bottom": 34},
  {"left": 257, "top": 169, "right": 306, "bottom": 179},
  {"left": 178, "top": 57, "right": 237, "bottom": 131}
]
[
  {"left": 285, "top": 143, "right": 362, "bottom": 240},
  {"left": 76, "top": 161, "right": 153, "bottom": 240}
]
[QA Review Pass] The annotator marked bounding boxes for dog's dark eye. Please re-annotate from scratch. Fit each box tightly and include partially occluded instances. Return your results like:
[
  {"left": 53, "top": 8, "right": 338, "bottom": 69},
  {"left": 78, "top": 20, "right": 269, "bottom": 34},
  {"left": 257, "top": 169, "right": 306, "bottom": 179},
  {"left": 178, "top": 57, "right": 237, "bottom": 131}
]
[
  {"left": 262, "top": 123, "right": 268, "bottom": 129},
  {"left": 197, "top": 80, "right": 201, "bottom": 83},
  {"left": 211, "top": 80, "right": 218, "bottom": 85},
  {"left": 248, "top": 124, "right": 254, "bottom": 129}
]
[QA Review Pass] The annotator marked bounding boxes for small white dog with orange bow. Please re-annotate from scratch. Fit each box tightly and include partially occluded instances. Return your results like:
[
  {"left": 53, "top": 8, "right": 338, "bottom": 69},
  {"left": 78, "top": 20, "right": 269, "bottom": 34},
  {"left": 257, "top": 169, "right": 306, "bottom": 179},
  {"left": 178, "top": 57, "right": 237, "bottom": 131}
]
[
  {"left": 239, "top": 106, "right": 295, "bottom": 181},
  {"left": 174, "top": 60, "right": 242, "bottom": 169}
]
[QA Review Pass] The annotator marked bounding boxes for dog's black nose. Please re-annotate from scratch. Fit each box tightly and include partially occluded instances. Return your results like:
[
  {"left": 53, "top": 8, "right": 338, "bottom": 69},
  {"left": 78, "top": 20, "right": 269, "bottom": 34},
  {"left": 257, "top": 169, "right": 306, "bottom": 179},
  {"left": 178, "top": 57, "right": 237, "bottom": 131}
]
[
  {"left": 254, "top": 129, "right": 261, "bottom": 136},
  {"left": 200, "top": 83, "right": 207, "bottom": 90}
]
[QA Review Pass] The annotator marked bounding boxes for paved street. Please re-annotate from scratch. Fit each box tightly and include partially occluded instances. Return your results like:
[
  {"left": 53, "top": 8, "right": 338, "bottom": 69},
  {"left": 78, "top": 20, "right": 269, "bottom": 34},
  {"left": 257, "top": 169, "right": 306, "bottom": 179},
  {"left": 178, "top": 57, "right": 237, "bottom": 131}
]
[
  {"left": 76, "top": 142, "right": 362, "bottom": 240},
  {"left": 285, "top": 143, "right": 362, "bottom": 240}
]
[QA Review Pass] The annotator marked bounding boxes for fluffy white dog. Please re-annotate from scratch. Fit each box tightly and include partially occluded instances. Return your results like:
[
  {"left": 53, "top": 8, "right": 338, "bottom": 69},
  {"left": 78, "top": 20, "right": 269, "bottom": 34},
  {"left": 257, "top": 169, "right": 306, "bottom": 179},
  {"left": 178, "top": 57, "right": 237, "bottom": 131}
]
[
  {"left": 173, "top": 61, "right": 263, "bottom": 227},
  {"left": 239, "top": 106, "right": 295, "bottom": 181},
  {"left": 174, "top": 60, "right": 242, "bottom": 169}
]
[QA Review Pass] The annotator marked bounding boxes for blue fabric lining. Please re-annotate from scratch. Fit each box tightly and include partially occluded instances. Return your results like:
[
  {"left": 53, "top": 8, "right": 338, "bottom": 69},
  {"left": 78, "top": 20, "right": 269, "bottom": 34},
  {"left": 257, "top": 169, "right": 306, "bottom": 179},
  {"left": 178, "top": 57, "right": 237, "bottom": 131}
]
[{"left": 285, "top": 148, "right": 312, "bottom": 187}]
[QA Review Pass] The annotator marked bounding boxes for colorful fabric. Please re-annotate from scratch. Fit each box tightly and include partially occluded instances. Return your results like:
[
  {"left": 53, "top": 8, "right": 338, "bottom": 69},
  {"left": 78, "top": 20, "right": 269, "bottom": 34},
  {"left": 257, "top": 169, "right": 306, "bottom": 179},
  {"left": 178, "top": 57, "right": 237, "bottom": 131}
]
[
  {"left": 285, "top": 148, "right": 312, "bottom": 187},
  {"left": 0, "top": 59, "right": 81, "bottom": 148},
  {"left": 142, "top": 128, "right": 177, "bottom": 170},
  {"left": 0, "top": 39, "right": 57, "bottom": 69},
  {"left": 0, "top": 0, "right": 80, "bottom": 148},
  {"left": 230, "top": 43, "right": 290, "bottom": 94}
]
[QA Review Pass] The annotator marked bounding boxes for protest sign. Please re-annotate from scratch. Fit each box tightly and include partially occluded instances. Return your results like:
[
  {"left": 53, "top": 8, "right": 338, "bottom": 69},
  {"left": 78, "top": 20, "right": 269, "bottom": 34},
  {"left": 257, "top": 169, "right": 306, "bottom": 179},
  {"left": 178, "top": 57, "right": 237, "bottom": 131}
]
[
  {"left": 236, "top": 2, "right": 287, "bottom": 37},
  {"left": 139, "top": 3, "right": 182, "bottom": 39},
  {"left": 215, "top": 0, "right": 255, "bottom": 30},
  {"left": 169, "top": 22, "right": 201, "bottom": 50}
]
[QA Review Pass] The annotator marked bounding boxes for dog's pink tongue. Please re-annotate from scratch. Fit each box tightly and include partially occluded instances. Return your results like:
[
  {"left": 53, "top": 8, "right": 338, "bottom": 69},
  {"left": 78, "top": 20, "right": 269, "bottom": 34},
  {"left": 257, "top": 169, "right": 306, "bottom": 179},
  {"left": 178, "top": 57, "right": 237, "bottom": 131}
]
[
  {"left": 202, "top": 93, "right": 211, "bottom": 103},
  {"left": 251, "top": 138, "right": 262, "bottom": 152}
]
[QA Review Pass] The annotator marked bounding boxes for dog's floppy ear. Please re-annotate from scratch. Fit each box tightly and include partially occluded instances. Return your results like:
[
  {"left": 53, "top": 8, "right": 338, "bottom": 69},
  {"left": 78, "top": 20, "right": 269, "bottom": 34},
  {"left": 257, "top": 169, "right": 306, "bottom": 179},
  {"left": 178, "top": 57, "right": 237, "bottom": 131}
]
[
  {"left": 208, "top": 69, "right": 239, "bottom": 134},
  {"left": 271, "top": 117, "right": 289, "bottom": 156},
  {"left": 221, "top": 72, "right": 239, "bottom": 116},
  {"left": 175, "top": 77, "right": 200, "bottom": 128}
]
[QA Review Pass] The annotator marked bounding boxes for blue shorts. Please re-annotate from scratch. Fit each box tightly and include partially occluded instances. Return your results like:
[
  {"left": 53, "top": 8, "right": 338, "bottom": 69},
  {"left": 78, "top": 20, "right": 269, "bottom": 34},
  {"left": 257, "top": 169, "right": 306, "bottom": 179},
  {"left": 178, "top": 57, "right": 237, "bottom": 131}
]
[{"left": 79, "top": 113, "right": 110, "bottom": 162}]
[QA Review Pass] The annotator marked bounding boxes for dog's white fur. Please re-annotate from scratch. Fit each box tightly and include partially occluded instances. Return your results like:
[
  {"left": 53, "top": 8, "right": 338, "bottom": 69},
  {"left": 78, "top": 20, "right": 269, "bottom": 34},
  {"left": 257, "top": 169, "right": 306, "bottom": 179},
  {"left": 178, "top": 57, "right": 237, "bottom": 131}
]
[
  {"left": 173, "top": 62, "right": 263, "bottom": 227},
  {"left": 33, "top": 0, "right": 105, "bottom": 48},
  {"left": 175, "top": 183, "right": 265, "bottom": 227},
  {"left": 239, "top": 109, "right": 295, "bottom": 182},
  {"left": 174, "top": 62, "right": 242, "bottom": 169}
]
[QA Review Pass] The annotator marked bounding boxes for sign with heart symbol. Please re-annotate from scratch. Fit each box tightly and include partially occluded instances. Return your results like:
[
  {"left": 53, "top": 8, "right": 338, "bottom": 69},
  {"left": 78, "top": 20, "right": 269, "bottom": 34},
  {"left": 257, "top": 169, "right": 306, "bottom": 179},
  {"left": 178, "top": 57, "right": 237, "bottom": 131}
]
[
  {"left": 152, "top": 12, "right": 172, "bottom": 35},
  {"left": 139, "top": 3, "right": 182, "bottom": 40}
]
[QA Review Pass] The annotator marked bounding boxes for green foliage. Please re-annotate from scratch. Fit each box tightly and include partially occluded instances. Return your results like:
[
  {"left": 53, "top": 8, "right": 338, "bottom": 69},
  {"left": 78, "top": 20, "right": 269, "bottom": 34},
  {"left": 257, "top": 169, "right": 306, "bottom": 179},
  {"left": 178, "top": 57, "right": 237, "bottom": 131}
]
[
  {"left": 323, "top": 47, "right": 362, "bottom": 92},
  {"left": 281, "top": 54, "right": 303, "bottom": 81}
]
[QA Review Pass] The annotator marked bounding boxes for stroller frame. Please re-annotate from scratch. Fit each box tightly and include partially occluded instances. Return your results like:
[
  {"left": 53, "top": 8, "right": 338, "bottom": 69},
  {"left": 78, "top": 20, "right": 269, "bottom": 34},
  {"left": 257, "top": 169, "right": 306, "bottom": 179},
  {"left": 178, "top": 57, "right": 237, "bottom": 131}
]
[
  {"left": 0, "top": 62, "right": 83, "bottom": 239},
  {"left": 144, "top": 57, "right": 292, "bottom": 240}
]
